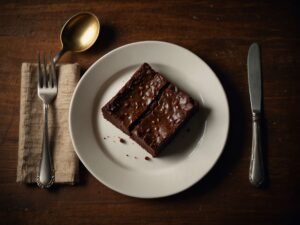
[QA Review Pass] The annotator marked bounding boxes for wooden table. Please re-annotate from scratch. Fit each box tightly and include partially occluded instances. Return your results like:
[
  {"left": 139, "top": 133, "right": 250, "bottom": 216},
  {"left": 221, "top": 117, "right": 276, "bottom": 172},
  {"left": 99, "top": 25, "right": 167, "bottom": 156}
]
[{"left": 0, "top": 1, "right": 299, "bottom": 224}]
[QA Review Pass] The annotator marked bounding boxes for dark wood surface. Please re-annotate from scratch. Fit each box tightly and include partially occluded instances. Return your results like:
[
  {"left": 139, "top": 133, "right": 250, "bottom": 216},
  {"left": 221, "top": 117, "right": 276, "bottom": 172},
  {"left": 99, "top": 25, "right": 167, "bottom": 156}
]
[{"left": 0, "top": 1, "right": 299, "bottom": 224}]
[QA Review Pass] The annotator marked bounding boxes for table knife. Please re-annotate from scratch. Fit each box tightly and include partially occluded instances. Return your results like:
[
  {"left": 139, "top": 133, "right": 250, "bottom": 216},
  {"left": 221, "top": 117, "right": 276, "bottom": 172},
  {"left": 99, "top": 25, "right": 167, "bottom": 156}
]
[{"left": 247, "top": 43, "right": 265, "bottom": 187}]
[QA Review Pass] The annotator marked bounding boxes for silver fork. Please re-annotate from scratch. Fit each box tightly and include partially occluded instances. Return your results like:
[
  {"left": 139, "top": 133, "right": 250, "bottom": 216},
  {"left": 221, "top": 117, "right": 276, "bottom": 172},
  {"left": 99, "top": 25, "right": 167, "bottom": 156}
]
[{"left": 36, "top": 53, "right": 57, "bottom": 188}]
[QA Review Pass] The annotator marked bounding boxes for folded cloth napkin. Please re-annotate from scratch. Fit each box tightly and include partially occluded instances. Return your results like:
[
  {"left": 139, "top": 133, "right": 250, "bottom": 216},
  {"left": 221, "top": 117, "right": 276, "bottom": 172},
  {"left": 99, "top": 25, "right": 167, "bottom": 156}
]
[{"left": 17, "top": 63, "right": 80, "bottom": 184}]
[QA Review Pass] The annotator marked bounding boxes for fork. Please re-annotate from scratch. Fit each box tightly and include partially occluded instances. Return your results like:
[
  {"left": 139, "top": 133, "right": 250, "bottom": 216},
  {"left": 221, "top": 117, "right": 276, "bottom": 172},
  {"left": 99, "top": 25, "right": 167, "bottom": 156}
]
[{"left": 36, "top": 53, "right": 57, "bottom": 188}]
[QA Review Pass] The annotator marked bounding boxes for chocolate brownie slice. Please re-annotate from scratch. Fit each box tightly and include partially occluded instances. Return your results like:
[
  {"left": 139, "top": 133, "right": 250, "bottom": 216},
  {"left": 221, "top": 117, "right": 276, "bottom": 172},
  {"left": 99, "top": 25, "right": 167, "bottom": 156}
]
[
  {"left": 102, "top": 63, "right": 169, "bottom": 135},
  {"left": 131, "top": 84, "right": 198, "bottom": 156}
]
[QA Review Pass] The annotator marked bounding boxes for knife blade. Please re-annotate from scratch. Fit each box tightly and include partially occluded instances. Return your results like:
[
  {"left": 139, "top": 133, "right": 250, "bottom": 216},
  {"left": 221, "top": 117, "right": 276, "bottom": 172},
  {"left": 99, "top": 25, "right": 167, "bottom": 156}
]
[
  {"left": 248, "top": 43, "right": 261, "bottom": 112},
  {"left": 247, "top": 43, "right": 265, "bottom": 187}
]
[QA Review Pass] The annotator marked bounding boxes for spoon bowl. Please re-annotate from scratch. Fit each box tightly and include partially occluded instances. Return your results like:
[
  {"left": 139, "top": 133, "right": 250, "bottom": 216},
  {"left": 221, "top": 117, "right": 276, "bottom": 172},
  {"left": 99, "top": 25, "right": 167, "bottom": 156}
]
[{"left": 53, "top": 12, "right": 100, "bottom": 64}]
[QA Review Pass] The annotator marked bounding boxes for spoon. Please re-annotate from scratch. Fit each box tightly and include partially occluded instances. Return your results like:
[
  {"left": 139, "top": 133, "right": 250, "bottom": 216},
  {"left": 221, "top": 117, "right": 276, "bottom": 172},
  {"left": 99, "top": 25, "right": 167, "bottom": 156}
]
[{"left": 53, "top": 12, "right": 100, "bottom": 64}]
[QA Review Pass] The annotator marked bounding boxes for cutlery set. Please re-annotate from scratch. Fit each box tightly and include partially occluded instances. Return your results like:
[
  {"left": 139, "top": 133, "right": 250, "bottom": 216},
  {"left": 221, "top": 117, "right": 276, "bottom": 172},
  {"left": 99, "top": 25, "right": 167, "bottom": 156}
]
[{"left": 35, "top": 12, "right": 100, "bottom": 188}]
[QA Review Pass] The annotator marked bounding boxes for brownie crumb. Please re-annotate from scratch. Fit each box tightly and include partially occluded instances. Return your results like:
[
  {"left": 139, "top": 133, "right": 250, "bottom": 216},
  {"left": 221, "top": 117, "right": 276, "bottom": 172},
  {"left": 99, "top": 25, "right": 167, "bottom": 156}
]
[
  {"left": 104, "top": 137, "right": 106, "bottom": 140},
  {"left": 145, "top": 156, "right": 151, "bottom": 161},
  {"left": 134, "top": 156, "right": 138, "bottom": 159},
  {"left": 126, "top": 154, "right": 129, "bottom": 157},
  {"left": 119, "top": 137, "right": 126, "bottom": 144}
]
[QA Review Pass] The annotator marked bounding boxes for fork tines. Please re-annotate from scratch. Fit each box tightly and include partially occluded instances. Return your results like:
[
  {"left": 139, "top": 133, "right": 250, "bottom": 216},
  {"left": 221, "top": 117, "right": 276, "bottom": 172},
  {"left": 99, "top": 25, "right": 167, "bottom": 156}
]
[{"left": 37, "top": 52, "right": 57, "bottom": 89}]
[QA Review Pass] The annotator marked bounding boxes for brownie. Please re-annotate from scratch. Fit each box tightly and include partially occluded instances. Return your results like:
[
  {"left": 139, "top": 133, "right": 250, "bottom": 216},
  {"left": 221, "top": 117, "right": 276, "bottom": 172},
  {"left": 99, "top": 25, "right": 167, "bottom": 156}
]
[
  {"left": 102, "top": 63, "right": 198, "bottom": 157},
  {"left": 102, "top": 63, "right": 169, "bottom": 135},
  {"left": 131, "top": 85, "right": 198, "bottom": 156}
]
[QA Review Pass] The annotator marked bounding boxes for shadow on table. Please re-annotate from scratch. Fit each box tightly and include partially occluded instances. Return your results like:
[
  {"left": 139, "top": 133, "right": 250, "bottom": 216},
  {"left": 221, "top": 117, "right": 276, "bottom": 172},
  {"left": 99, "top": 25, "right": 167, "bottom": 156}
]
[
  {"left": 79, "top": 23, "right": 117, "bottom": 74},
  {"left": 157, "top": 61, "right": 247, "bottom": 201},
  {"left": 85, "top": 23, "right": 116, "bottom": 55}
]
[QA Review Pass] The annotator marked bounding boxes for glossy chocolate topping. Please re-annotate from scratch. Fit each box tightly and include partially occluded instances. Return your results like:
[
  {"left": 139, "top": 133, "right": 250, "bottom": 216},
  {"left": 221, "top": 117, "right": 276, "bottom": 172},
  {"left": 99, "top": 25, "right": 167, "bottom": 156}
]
[
  {"left": 102, "top": 63, "right": 199, "bottom": 156},
  {"left": 104, "top": 63, "right": 168, "bottom": 131},
  {"left": 131, "top": 85, "right": 197, "bottom": 150}
]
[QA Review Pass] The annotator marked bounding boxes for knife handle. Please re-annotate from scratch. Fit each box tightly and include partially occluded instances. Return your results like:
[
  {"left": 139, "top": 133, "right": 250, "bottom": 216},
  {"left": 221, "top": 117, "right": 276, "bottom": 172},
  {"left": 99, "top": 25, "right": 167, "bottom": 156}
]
[{"left": 249, "top": 112, "right": 265, "bottom": 187}]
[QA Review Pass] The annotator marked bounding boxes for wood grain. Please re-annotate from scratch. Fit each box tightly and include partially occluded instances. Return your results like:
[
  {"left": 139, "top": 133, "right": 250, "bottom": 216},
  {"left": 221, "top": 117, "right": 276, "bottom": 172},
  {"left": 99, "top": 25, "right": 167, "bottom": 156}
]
[{"left": 0, "top": 0, "right": 299, "bottom": 225}]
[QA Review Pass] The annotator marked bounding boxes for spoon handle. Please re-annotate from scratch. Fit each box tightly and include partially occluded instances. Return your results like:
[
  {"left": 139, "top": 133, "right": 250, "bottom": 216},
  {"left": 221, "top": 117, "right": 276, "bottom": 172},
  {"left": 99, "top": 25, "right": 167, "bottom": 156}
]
[{"left": 53, "top": 48, "right": 66, "bottom": 64}]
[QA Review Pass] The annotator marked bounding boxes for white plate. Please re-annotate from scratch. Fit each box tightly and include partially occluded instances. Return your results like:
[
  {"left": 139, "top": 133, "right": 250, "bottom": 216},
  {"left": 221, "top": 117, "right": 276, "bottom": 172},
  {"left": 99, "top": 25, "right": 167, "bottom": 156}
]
[{"left": 69, "top": 41, "right": 229, "bottom": 198}]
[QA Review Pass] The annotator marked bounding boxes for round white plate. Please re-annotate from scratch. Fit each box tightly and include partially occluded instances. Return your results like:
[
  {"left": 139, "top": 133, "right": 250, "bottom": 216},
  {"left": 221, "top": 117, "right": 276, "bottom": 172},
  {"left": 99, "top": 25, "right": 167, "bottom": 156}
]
[{"left": 69, "top": 41, "right": 229, "bottom": 198}]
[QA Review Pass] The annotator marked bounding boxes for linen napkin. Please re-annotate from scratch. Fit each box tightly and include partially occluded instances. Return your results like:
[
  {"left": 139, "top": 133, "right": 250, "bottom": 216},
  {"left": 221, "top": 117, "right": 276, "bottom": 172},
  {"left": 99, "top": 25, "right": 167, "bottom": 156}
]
[{"left": 17, "top": 63, "right": 80, "bottom": 184}]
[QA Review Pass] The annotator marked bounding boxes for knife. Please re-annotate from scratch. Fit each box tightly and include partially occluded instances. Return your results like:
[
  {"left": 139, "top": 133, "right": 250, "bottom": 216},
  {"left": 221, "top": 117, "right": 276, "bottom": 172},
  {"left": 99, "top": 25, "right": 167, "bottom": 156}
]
[{"left": 247, "top": 43, "right": 265, "bottom": 187}]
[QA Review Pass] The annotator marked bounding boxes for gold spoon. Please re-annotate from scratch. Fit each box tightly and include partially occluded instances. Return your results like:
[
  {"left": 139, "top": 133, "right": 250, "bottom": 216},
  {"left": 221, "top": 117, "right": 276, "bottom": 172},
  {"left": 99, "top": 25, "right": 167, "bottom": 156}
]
[{"left": 53, "top": 12, "right": 100, "bottom": 64}]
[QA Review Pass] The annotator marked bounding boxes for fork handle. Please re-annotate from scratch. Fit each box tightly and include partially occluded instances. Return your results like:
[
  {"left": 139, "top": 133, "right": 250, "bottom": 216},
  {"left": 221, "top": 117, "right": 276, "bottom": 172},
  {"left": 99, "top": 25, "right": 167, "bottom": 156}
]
[{"left": 37, "top": 103, "right": 55, "bottom": 188}]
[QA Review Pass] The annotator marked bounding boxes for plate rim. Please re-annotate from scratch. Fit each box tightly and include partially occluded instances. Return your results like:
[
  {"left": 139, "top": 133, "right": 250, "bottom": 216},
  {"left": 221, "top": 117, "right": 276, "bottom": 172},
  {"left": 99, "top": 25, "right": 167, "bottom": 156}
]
[{"left": 69, "top": 40, "right": 230, "bottom": 198}]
